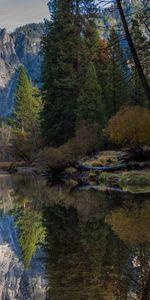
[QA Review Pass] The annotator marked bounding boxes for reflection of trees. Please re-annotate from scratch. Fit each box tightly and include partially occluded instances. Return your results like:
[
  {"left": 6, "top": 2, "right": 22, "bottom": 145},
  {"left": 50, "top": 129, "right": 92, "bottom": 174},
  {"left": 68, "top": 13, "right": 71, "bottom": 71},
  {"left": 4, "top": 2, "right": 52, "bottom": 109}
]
[
  {"left": 44, "top": 204, "right": 130, "bottom": 300},
  {"left": 12, "top": 176, "right": 46, "bottom": 268},
  {"left": 107, "top": 201, "right": 150, "bottom": 245},
  {"left": 16, "top": 209, "right": 46, "bottom": 268},
  {"left": 45, "top": 205, "right": 97, "bottom": 300},
  {"left": 81, "top": 217, "right": 130, "bottom": 300},
  {"left": 43, "top": 189, "right": 150, "bottom": 300},
  {"left": 4, "top": 175, "right": 150, "bottom": 299},
  {"left": 12, "top": 175, "right": 47, "bottom": 208},
  {"left": 107, "top": 201, "right": 150, "bottom": 299},
  {"left": 10, "top": 177, "right": 131, "bottom": 299},
  {"left": 0, "top": 122, "right": 12, "bottom": 161},
  {"left": 0, "top": 175, "right": 13, "bottom": 213}
]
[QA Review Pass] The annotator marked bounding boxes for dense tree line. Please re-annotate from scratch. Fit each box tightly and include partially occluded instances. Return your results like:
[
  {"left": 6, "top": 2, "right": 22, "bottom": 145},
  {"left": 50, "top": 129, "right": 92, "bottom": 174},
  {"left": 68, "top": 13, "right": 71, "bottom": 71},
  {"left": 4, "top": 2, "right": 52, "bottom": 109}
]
[
  {"left": 3, "top": 0, "right": 149, "bottom": 165},
  {"left": 41, "top": 0, "right": 103, "bottom": 146},
  {"left": 41, "top": 0, "right": 150, "bottom": 148}
]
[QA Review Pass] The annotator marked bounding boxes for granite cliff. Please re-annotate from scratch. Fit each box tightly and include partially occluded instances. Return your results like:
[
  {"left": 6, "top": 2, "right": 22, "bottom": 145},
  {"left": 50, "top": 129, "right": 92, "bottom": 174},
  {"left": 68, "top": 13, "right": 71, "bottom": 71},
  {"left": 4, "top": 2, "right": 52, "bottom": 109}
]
[{"left": 0, "top": 23, "right": 44, "bottom": 116}]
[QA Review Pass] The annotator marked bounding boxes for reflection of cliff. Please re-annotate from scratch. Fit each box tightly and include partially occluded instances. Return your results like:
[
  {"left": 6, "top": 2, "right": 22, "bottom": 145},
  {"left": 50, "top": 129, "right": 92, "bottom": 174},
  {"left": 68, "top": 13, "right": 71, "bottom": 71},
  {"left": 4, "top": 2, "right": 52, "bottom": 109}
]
[
  {"left": 0, "top": 215, "right": 47, "bottom": 300},
  {"left": 0, "top": 175, "right": 47, "bottom": 300},
  {"left": 1, "top": 174, "right": 150, "bottom": 300}
]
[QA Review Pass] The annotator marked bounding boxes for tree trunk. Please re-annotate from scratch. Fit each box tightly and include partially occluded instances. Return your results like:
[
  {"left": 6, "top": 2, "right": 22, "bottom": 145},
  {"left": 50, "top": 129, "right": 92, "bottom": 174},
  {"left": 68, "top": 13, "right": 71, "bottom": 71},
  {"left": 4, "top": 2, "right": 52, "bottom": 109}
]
[
  {"left": 75, "top": 0, "right": 81, "bottom": 98},
  {"left": 116, "top": 0, "right": 150, "bottom": 105}
]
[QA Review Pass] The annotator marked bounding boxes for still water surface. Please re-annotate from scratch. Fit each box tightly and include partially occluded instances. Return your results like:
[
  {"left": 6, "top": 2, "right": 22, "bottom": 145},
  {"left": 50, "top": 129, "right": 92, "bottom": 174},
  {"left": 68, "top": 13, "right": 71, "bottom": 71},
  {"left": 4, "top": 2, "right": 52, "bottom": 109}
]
[{"left": 0, "top": 174, "right": 150, "bottom": 300}]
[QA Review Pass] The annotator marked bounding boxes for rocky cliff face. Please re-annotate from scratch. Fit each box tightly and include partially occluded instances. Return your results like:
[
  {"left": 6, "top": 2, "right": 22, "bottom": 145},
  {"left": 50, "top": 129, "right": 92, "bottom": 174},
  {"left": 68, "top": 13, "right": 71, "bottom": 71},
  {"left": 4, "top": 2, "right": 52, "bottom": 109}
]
[{"left": 0, "top": 23, "right": 44, "bottom": 116}]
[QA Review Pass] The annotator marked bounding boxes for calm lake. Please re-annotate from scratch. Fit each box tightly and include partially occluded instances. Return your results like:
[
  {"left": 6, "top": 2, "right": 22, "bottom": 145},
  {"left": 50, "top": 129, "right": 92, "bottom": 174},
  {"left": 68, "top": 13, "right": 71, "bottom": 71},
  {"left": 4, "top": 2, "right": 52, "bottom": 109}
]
[{"left": 0, "top": 174, "right": 150, "bottom": 300}]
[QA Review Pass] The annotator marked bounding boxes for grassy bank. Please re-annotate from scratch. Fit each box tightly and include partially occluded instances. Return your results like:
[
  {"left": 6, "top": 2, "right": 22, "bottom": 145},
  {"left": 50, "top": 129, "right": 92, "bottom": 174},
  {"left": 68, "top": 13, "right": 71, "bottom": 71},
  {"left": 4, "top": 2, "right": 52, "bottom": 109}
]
[
  {"left": 99, "top": 170, "right": 150, "bottom": 193},
  {"left": 83, "top": 150, "right": 150, "bottom": 193}
]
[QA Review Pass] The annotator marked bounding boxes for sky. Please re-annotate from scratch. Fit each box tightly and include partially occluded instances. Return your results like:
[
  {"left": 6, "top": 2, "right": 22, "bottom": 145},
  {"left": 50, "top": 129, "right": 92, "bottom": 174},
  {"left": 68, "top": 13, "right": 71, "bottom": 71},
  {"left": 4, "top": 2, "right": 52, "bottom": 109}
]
[{"left": 0, "top": 0, "right": 49, "bottom": 31}]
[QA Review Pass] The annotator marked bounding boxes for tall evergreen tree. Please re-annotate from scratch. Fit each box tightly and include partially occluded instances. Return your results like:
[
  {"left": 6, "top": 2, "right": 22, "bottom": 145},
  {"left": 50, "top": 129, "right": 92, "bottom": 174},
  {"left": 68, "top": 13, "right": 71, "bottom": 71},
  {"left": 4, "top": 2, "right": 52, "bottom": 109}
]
[
  {"left": 99, "top": 29, "right": 129, "bottom": 120},
  {"left": 42, "top": 0, "right": 100, "bottom": 146},
  {"left": 14, "top": 66, "right": 41, "bottom": 134},
  {"left": 42, "top": 0, "right": 78, "bottom": 147},
  {"left": 129, "top": 19, "right": 150, "bottom": 106},
  {"left": 12, "top": 66, "right": 42, "bottom": 160},
  {"left": 14, "top": 66, "right": 33, "bottom": 131},
  {"left": 77, "top": 62, "right": 105, "bottom": 126}
]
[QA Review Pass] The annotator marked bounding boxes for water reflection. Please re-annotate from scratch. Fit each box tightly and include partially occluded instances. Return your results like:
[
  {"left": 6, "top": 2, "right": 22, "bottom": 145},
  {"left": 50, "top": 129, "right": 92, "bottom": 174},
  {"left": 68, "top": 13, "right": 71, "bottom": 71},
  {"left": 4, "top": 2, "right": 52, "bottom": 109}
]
[
  {"left": 0, "top": 174, "right": 150, "bottom": 299},
  {"left": 107, "top": 202, "right": 150, "bottom": 299},
  {"left": 0, "top": 175, "right": 47, "bottom": 300}
]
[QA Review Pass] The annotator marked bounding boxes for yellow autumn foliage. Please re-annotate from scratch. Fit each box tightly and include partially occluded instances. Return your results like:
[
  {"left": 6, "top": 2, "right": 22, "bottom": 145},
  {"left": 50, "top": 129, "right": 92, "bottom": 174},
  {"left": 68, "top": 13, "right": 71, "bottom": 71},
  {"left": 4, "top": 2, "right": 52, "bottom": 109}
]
[
  {"left": 107, "top": 106, "right": 150, "bottom": 148},
  {"left": 106, "top": 201, "right": 150, "bottom": 245}
]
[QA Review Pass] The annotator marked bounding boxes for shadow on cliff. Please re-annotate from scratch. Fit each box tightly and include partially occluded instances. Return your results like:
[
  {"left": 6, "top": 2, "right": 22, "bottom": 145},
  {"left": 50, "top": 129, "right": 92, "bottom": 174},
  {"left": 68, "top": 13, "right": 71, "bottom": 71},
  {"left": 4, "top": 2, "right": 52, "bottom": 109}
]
[{"left": 0, "top": 70, "right": 19, "bottom": 117}]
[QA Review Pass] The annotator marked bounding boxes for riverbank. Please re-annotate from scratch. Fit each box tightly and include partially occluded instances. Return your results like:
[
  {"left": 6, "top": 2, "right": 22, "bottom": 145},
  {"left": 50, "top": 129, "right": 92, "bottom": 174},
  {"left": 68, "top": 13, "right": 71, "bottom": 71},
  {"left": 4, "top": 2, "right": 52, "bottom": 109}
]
[
  {"left": 1, "top": 150, "right": 150, "bottom": 193},
  {"left": 98, "top": 170, "right": 150, "bottom": 193},
  {"left": 81, "top": 150, "right": 150, "bottom": 193}
]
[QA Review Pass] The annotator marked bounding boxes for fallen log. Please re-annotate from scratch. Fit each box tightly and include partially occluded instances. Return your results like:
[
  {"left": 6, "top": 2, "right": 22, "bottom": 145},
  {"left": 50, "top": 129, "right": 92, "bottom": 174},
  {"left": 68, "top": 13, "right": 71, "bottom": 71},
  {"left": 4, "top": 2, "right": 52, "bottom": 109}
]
[{"left": 71, "top": 161, "right": 150, "bottom": 173}]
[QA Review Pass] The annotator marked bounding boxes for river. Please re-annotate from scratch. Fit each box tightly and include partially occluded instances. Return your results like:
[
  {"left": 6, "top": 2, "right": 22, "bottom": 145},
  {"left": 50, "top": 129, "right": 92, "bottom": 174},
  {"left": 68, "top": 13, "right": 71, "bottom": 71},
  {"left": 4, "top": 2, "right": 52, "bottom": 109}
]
[{"left": 0, "top": 173, "right": 150, "bottom": 300}]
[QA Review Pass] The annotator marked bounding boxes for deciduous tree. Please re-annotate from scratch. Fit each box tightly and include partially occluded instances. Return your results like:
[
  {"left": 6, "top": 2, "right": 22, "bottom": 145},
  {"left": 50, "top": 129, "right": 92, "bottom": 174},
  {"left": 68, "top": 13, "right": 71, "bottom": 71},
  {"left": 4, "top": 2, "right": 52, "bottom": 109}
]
[{"left": 107, "top": 106, "right": 150, "bottom": 149}]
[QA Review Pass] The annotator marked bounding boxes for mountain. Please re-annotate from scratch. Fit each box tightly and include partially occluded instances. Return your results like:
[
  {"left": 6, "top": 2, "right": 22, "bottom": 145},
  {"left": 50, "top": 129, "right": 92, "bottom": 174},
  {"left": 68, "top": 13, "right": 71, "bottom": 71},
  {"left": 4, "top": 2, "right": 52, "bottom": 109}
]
[
  {"left": 99, "top": 0, "right": 148, "bottom": 35},
  {"left": 0, "top": 23, "right": 44, "bottom": 117}
]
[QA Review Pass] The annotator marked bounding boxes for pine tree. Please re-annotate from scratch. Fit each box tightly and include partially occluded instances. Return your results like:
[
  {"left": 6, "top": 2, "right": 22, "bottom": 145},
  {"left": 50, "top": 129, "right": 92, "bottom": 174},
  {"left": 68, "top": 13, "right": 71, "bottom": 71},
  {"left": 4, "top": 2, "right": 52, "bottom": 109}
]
[
  {"left": 77, "top": 62, "right": 105, "bottom": 126},
  {"left": 99, "top": 29, "right": 129, "bottom": 120},
  {"left": 14, "top": 66, "right": 33, "bottom": 131},
  {"left": 12, "top": 66, "right": 42, "bottom": 159},
  {"left": 42, "top": 0, "right": 78, "bottom": 147},
  {"left": 42, "top": 0, "right": 100, "bottom": 146},
  {"left": 81, "top": 0, "right": 99, "bottom": 62},
  {"left": 129, "top": 19, "right": 150, "bottom": 106},
  {"left": 14, "top": 66, "right": 42, "bottom": 133}
]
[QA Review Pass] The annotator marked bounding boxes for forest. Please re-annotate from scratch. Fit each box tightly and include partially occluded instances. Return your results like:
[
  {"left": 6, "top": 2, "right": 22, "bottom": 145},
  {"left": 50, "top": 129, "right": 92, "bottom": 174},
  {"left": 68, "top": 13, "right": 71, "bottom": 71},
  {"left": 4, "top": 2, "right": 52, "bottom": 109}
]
[
  {"left": 0, "top": 0, "right": 150, "bottom": 185},
  {"left": 0, "top": 1, "right": 150, "bottom": 298}
]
